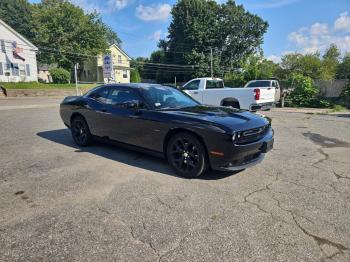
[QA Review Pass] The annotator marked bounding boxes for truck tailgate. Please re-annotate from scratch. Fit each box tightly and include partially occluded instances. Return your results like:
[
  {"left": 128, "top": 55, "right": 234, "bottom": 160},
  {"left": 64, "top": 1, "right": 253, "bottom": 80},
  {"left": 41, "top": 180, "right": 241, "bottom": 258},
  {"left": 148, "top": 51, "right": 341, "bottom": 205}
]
[{"left": 256, "top": 87, "right": 275, "bottom": 104}]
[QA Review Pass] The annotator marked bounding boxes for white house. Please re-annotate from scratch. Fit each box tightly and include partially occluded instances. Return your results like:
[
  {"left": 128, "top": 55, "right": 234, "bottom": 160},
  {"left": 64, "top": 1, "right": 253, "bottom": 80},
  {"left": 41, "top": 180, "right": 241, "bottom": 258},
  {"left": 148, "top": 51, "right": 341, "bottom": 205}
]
[{"left": 0, "top": 19, "right": 38, "bottom": 82}]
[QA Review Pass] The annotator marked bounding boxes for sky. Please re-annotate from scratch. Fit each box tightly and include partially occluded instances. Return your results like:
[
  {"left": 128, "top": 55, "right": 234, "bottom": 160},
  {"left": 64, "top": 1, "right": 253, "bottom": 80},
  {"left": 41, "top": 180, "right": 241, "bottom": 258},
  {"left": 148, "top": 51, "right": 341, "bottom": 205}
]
[{"left": 29, "top": 0, "right": 350, "bottom": 62}]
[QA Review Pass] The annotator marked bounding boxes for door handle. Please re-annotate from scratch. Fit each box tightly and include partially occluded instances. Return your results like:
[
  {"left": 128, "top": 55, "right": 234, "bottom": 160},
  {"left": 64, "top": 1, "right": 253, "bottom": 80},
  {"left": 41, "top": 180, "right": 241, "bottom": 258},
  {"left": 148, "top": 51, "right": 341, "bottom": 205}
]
[
  {"left": 193, "top": 91, "right": 199, "bottom": 94},
  {"left": 102, "top": 109, "right": 107, "bottom": 112}
]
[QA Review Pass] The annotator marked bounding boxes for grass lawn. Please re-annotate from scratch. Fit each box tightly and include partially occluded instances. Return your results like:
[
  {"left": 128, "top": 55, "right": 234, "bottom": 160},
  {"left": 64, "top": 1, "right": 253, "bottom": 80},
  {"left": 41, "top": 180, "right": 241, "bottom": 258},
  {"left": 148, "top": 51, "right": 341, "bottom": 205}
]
[{"left": 0, "top": 82, "right": 98, "bottom": 90}]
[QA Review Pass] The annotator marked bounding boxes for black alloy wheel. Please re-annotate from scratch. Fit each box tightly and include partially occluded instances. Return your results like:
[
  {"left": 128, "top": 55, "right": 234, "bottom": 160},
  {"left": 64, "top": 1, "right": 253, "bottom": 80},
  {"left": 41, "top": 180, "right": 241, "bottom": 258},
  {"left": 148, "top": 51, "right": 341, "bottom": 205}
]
[
  {"left": 167, "top": 132, "right": 208, "bottom": 178},
  {"left": 71, "top": 116, "right": 92, "bottom": 147}
]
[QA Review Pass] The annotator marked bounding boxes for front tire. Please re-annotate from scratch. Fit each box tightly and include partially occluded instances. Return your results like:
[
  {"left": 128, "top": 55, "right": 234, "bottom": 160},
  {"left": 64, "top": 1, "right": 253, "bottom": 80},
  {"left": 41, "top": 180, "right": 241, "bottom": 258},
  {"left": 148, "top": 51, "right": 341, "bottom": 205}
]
[
  {"left": 166, "top": 132, "right": 208, "bottom": 178},
  {"left": 71, "top": 115, "right": 92, "bottom": 147}
]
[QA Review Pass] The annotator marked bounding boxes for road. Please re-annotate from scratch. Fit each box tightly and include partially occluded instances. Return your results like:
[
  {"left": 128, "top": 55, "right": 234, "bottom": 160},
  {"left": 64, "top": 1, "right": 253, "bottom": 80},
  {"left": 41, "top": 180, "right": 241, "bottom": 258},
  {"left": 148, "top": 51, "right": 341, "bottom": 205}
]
[{"left": 0, "top": 97, "right": 350, "bottom": 261}]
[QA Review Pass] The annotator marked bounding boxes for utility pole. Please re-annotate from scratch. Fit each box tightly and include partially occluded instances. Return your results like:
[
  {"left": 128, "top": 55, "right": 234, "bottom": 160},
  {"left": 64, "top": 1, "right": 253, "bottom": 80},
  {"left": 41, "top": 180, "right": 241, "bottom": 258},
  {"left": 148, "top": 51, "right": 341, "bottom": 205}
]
[
  {"left": 74, "top": 63, "right": 79, "bottom": 96},
  {"left": 210, "top": 47, "right": 213, "bottom": 78}
]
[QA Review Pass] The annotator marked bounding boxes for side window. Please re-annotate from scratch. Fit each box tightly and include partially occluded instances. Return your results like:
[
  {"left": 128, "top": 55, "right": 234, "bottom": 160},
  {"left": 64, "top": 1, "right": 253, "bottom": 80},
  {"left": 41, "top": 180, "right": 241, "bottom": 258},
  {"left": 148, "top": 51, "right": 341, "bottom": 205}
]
[
  {"left": 0, "top": 63, "right": 3, "bottom": 75},
  {"left": 183, "top": 80, "right": 200, "bottom": 90},
  {"left": 11, "top": 63, "right": 19, "bottom": 76},
  {"left": 26, "top": 64, "right": 30, "bottom": 76},
  {"left": 106, "top": 88, "right": 142, "bottom": 106},
  {"left": 0, "top": 40, "right": 5, "bottom": 53},
  {"left": 89, "top": 87, "right": 109, "bottom": 103},
  {"left": 206, "top": 80, "right": 224, "bottom": 89}
]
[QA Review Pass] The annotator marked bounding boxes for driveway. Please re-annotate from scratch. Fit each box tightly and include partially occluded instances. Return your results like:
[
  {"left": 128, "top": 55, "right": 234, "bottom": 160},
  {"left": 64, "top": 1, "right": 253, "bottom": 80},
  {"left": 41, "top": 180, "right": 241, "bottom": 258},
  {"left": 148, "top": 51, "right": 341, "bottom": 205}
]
[{"left": 0, "top": 98, "right": 349, "bottom": 261}]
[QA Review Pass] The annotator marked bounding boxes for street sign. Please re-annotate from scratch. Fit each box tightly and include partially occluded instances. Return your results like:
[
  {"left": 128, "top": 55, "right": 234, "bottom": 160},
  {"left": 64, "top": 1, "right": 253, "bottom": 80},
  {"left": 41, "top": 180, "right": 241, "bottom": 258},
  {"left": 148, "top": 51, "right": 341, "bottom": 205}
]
[{"left": 102, "top": 54, "right": 114, "bottom": 79}]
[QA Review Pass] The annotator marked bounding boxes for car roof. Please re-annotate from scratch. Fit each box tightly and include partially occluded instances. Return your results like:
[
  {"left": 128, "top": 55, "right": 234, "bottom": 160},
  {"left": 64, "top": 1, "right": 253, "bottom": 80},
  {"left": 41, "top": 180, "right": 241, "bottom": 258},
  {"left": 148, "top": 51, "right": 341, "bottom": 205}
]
[{"left": 102, "top": 83, "right": 172, "bottom": 90}]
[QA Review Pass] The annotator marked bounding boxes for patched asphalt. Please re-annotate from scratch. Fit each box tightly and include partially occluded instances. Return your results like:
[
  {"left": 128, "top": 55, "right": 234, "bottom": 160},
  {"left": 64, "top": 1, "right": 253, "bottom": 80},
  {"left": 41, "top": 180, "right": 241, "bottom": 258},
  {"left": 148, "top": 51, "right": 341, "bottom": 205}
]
[{"left": 0, "top": 98, "right": 349, "bottom": 261}]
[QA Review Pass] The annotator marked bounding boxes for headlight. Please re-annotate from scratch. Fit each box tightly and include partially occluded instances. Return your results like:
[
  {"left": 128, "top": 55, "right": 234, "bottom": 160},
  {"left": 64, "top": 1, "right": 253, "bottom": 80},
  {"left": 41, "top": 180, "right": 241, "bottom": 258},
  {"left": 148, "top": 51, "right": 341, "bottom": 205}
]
[{"left": 232, "top": 132, "right": 236, "bottom": 142}]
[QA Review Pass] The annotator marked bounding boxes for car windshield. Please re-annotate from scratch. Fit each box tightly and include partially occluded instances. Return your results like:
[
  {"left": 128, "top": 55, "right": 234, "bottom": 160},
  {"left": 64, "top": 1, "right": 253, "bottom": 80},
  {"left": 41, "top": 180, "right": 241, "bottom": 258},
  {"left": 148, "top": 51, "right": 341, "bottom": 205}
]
[
  {"left": 246, "top": 81, "right": 271, "bottom": 87},
  {"left": 139, "top": 85, "right": 199, "bottom": 109}
]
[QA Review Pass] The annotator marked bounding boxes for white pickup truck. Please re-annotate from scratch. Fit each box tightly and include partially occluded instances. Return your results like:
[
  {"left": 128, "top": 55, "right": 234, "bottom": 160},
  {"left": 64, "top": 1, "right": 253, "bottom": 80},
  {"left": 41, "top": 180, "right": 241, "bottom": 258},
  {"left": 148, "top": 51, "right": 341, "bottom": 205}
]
[
  {"left": 181, "top": 77, "right": 276, "bottom": 111},
  {"left": 244, "top": 80, "right": 284, "bottom": 107}
]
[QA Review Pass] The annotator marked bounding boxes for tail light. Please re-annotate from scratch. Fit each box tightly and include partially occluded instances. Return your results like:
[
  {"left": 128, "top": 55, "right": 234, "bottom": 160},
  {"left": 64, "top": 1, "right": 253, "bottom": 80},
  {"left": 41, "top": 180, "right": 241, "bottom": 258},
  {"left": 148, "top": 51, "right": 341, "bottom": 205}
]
[{"left": 254, "top": 88, "right": 260, "bottom": 100}]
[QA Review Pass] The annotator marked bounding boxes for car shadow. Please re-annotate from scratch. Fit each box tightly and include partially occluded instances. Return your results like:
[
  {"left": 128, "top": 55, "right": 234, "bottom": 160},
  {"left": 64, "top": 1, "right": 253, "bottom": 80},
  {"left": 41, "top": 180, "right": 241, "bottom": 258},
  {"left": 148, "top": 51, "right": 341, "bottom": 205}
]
[{"left": 37, "top": 129, "right": 242, "bottom": 180}]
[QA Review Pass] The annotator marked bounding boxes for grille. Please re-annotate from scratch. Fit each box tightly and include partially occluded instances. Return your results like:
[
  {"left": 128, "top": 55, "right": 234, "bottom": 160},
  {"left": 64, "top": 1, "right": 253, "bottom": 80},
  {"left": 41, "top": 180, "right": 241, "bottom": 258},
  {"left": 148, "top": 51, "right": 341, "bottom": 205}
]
[{"left": 236, "top": 124, "right": 270, "bottom": 145}]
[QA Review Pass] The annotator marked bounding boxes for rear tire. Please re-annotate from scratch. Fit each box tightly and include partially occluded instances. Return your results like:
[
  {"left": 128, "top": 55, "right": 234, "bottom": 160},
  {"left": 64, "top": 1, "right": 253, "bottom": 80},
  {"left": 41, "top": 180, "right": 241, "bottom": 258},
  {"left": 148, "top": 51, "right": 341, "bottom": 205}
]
[
  {"left": 71, "top": 115, "right": 92, "bottom": 147},
  {"left": 166, "top": 132, "right": 208, "bottom": 178}
]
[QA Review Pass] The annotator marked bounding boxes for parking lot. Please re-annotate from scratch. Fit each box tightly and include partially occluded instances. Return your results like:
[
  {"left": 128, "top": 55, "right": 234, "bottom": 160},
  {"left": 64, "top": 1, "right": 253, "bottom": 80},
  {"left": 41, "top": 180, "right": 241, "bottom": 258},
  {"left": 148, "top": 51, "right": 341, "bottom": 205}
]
[{"left": 0, "top": 97, "right": 350, "bottom": 261}]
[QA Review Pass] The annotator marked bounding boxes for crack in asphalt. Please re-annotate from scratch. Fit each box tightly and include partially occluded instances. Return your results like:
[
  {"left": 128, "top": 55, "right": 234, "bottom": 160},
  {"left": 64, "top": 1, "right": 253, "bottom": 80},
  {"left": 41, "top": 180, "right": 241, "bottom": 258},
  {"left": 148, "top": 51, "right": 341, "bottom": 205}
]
[
  {"left": 312, "top": 148, "right": 329, "bottom": 167},
  {"left": 291, "top": 214, "right": 348, "bottom": 260},
  {"left": 269, "top": 195, "right": 349, "bottom": 260},
  {"left": 333, "top": 171, "right": 350, "bottom": 180},
  {"left": 239, "top": 172, "right": 349, "bottom": 260},
  {"left": 96, "top": 206, "right": 160, "bottom": 260}
]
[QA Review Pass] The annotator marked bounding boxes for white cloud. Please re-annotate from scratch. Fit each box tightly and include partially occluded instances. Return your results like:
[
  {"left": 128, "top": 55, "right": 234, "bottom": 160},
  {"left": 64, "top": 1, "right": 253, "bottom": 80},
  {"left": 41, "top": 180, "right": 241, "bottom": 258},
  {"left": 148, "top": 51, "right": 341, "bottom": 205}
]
[
  {"left": 136, "top": 4, "right": 171, "bottom": 21},
  {"left": 251, "top": 0, "right": 300, "bottom": 9},
  {"left": 287, "top": 12, "right": 350, "bottom": 55},
  {"left": 334, "top": 12, "right": 350, "bottom": 32},
  {"left": 266, "top": 55, "right": 281, "bottom": 63},
  {"left": 153, "top": 30, "right": 162, "bottom": 41},
  {"left": 108, "top": 0, "right": 131, "bottom": 11}
]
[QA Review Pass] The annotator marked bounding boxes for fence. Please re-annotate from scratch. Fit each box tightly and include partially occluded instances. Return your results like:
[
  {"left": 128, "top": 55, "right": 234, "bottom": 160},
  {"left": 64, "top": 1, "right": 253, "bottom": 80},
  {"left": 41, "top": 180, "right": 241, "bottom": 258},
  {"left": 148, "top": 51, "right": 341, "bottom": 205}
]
[{"left": 314, "top": 79, "right": 348, "bottom": 98}]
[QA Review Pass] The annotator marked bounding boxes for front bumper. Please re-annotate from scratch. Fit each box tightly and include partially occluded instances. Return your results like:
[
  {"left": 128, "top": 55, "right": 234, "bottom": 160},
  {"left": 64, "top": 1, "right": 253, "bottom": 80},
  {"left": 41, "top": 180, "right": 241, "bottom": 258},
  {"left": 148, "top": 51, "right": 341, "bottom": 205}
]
[{"left": 210, "top": 128, "right": 274, "bottom": 171}]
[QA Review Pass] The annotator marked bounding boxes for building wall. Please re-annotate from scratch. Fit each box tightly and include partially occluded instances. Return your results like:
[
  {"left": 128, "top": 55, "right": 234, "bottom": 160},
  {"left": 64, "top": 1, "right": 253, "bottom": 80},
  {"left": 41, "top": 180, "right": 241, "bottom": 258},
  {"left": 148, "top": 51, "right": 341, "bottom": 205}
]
[
  {"left": 0, "top": 23, "right": 38, "bottom": 82},
  {"left": 97, "top": 45, "right": 131, "bottom": 84}
]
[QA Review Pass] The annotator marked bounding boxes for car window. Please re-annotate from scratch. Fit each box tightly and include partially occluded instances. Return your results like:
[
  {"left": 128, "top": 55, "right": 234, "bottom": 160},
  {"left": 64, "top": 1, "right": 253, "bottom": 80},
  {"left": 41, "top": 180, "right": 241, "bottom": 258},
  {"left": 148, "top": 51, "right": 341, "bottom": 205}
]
[
  {"left": 89, "top": 87, "right": 109, "bottom": 103},
  {"left": 246, "top": 81, "right": 271, "bottom": 88},
  {"left": 139, "top": 85, "right": 199, "bottom": 109},
  {"left": 106, "top": 88, "right": 141, "bottom": 106},
  {"left": 182, "top": 80, "right": 200, "bottom": 90},
  {"left": 206, "top": 80, "right": 224, "bottom": 89}
]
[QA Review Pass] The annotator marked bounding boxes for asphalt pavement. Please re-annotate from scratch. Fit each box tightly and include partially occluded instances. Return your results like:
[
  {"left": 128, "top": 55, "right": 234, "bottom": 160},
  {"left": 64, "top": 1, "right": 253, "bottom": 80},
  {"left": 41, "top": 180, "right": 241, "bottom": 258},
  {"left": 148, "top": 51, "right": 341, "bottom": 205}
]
[{"left": 0, "top": 97, "right": 350, "bottom": 261}]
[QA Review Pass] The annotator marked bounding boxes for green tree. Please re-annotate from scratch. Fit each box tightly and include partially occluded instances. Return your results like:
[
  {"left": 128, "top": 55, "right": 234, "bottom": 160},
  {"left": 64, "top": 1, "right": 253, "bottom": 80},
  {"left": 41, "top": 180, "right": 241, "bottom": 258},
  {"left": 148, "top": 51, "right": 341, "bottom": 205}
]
[
  {"left": 280, "top": 53, "right": 322, "bottom": 79},
  {"left": 336, "top": 53, "right": 350, "bottom": 79},
  {"left": 320, "top": 44, "right": 340, "bottom": 80},
  {"left": 32, "top": 0, "right": 120, "bottom": 70},
  {"left": 160, "top": 0, "right": 268, "bottom": 81},
  {"left": 0, "top": 0, "right": 34, "bottom": 41}
]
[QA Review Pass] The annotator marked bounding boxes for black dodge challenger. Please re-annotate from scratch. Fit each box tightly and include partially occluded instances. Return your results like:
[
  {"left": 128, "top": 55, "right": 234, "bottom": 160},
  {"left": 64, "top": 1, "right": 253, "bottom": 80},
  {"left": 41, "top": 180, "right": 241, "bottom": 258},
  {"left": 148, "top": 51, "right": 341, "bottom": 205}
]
[{"left": 60, "top": 83, "right": 274, "bottom": 178}]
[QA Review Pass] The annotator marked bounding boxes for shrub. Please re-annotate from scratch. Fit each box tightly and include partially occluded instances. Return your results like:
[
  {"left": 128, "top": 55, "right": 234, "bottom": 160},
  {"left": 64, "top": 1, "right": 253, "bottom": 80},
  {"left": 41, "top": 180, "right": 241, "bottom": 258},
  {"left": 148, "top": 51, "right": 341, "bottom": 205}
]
[
  {"left": 49, "top": 68, "right": 71, "bottom": 84},
  {"left": 340, "top": 80, "right": 350, "bottom": 108},
  {"left": 130, "top": 69, "right": 141, "bottom": 83},
  {"left": 287, "top": 73, "right": 319, "bottom": 107}
]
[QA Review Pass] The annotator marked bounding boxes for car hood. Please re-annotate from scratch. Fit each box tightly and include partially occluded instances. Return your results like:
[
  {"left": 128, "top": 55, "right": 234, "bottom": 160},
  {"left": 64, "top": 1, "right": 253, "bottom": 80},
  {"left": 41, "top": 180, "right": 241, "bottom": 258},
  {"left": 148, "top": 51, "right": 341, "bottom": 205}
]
[{"left": 161, "top": 105, "right": 270, "bottom": 132}]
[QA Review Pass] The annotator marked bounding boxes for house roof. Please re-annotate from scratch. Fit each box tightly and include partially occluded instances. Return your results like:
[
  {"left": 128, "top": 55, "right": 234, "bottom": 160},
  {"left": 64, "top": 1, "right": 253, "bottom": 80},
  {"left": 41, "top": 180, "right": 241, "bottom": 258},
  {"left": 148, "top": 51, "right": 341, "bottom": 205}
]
[
  {"left": 110, "top": 44, "right": 131, "bottom": 61},
  {"left": 0, "top": 18, "right": 38, "bottom": 51}
]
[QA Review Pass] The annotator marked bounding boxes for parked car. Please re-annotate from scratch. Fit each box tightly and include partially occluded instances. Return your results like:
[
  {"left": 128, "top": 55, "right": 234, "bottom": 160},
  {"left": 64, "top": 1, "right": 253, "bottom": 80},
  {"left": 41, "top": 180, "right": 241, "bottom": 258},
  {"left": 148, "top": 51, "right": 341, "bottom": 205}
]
[
  {"left": 60, "top": 84, "right": 274, "bottom": 178},
  {"left": 181, "top": 77, "right": 276, "bottom": 111},
  {"left": 244, "top": 79, "right": 286, "bottom": 108}
]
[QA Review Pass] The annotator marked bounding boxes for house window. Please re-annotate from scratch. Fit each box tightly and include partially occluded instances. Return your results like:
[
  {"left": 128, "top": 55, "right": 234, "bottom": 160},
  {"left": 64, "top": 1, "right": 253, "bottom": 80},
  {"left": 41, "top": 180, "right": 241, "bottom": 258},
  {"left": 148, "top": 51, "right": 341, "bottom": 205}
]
[
  {"left": 26, "top": 64, "right": 30, "bottom": 76},
  {"left": 19, "top": 64, "right": 26, "bottom": 76},
  {"left": 123, "top": 70, "right": 127, "bottom": 78},
  {"left": 0, "top": 40, "right": 5, "bottom": 53},
  {"left": 0, "top": 62, "right": 3, "bottom": 75},
  {"left": 118, "top": 55, "right": 122, "bottom": 64},
  {"left": 11, "top": 63, "right": 19, "bottom": 76}
]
